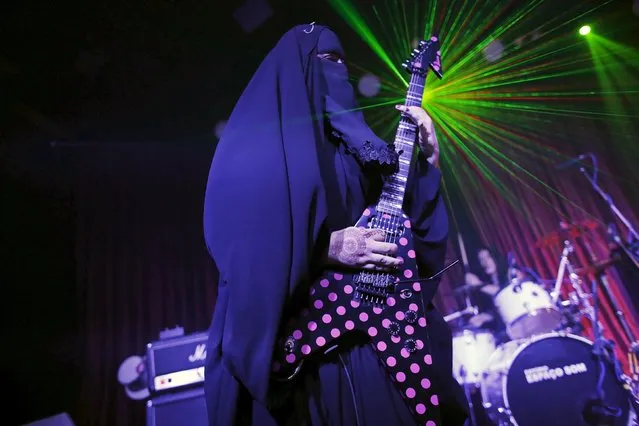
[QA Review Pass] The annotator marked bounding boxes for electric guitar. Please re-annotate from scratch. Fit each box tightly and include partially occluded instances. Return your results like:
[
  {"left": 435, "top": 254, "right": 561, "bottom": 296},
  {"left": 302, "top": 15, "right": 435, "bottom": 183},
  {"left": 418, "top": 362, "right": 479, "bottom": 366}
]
[{"left": 272, "top": 35, "right": 444, "bottom": 426}]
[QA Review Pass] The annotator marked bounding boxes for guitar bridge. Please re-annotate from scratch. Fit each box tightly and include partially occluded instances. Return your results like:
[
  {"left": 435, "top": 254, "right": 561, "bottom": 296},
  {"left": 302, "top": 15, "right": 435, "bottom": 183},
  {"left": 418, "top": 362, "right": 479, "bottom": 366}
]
[{"left": 352, "top": 273, "right": 396, "bottom": 307}]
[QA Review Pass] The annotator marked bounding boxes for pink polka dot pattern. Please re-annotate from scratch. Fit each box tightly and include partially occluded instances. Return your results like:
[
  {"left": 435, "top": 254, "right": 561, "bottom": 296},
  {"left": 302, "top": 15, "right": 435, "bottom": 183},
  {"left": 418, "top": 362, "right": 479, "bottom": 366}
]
[
  {"left": 271, "top": 210, "right": 442, "bottom": 425},
  {"left": 363, "top": 208, "right": 371, "bottom": 216},
  {"left": 383, "top": 213, "right": 391, "bottom": 219}
]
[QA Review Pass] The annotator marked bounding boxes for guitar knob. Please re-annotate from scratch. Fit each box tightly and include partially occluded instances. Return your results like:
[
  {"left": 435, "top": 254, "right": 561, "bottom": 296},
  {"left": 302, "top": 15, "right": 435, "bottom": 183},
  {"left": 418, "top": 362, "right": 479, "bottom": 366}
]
[
  {"left": 388, "top": 321, "right": 401, "bottom": 337},
  {"left": 284, "top": 336, "right": 296, "bottom": 354},
  {"left": 405, "top": 310, "right": 418, "bottom": 324},
  {"left": 403, "top": 339, "right": 417, "bottom": 353}
]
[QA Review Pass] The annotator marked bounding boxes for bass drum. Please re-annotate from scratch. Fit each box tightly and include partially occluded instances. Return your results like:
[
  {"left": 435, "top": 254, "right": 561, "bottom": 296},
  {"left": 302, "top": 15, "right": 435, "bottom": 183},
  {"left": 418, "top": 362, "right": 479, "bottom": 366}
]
[{"left": 481, "top": 333, "right": 634, "bottom": 426}]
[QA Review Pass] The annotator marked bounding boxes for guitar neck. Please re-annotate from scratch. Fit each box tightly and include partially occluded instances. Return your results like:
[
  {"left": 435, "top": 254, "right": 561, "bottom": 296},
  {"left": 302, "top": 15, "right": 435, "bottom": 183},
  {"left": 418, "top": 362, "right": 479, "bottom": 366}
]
[{"left": 377, "top": 72, "right": 427, "bottom": 215}]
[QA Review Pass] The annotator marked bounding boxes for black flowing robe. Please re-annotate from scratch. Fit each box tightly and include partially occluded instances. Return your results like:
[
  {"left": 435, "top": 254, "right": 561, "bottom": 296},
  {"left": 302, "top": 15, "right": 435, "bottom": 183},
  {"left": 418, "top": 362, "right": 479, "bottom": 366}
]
[{"left": 203, "top": 24, "right": 468, "bottom": 426}]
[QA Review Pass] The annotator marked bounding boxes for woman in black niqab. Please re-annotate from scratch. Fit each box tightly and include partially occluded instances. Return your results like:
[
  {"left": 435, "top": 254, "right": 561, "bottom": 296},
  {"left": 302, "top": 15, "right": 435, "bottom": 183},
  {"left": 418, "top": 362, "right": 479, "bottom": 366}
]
[{"left": 203, "top": 24, "right": 468, "bottom": 426}]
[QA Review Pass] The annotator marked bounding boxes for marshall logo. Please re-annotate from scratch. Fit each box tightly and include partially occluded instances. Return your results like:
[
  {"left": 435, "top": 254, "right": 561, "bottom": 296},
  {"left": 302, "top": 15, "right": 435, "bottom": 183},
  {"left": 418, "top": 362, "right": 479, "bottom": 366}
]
[{"left": 188, "top": 343, "right": 207, "bottom": 363}]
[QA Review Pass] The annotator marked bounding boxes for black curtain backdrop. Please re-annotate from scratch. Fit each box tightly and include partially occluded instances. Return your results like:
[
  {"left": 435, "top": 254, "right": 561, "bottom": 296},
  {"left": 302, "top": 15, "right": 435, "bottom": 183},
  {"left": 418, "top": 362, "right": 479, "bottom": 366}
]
[{"left": 71, "top": 143, "right": 218, "bottom": 425}]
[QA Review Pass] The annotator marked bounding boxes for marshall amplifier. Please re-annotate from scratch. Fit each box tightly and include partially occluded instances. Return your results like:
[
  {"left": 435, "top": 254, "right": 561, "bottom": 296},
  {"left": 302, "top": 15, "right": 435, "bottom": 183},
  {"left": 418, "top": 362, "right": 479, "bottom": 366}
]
[
  {"left": 147, "top": 387, "right": 208, "bottom": 426},
  {"left": 146, "top": 330, "right": 208, "bottom": 393}
]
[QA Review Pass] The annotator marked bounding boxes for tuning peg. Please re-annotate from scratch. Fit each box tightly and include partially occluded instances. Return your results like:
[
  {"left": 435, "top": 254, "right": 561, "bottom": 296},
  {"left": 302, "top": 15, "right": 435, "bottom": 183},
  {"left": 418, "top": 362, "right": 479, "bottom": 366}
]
[
  {"left": 412, "top": 49, "right": 420, "bottom": 54},
  {"left": 401, "top": 62, "right": 409, "bottom": 69},
  {"left": 419, "top": 40, "right": 426, "bottom": 46}
]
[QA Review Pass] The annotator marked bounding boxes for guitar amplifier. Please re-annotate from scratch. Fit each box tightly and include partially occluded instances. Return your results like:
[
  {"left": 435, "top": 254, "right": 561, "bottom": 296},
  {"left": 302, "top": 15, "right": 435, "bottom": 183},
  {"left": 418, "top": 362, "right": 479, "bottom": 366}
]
[
  {"left": 146, "top": 387, "right": 208, "bottom": 426},
  {"left": 146, "top": 330, "right": 208, "bottom": 393}
]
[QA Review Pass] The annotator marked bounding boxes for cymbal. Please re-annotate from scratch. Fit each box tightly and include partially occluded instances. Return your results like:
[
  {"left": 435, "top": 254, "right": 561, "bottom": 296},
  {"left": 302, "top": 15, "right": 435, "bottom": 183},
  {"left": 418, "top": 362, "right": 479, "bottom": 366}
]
[
  {"left": 573, "top": 257, "right": 618, "bottom": 276},
  {"left": 468, "top": 312, "right": 494, "bottom": 328},
  {"left": 536, "top": 219, "right": 599, "bottom": 248}
]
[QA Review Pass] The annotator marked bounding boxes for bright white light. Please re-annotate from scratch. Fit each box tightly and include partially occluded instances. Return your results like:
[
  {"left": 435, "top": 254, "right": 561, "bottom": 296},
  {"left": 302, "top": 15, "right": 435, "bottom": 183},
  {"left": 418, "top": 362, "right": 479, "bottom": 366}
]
[
  {"left": 214, "top": 120, "right": 227, "bottom": 139},
  {"left": 358, "top": 73, "right": 381, "bottom": 98},
  {"left": 483, "top": 39, "right": 505, "bottom": 63}
]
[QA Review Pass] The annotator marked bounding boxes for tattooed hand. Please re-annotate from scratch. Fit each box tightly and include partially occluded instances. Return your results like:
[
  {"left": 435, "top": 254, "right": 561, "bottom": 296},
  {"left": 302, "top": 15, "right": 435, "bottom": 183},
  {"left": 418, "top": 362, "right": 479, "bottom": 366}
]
[{"left": 326, "top": 227, "right": 402, "bottom": 270}]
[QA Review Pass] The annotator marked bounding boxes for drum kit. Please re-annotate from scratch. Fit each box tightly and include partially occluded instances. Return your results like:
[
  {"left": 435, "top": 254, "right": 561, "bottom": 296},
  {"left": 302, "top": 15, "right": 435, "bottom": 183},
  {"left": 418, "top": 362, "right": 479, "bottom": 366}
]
[{"left": 445, "top": 221, "right": 639, "bottom": 426}]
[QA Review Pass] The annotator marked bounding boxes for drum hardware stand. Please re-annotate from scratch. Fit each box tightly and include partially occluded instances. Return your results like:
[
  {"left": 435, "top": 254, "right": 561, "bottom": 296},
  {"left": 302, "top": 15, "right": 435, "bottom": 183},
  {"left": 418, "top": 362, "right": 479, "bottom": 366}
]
[
  {"left": 575, "top": 153, "right": 639, "bottom": 400},
  {"left": 550, "top": 241, "right": 603, "bottom": 332}
]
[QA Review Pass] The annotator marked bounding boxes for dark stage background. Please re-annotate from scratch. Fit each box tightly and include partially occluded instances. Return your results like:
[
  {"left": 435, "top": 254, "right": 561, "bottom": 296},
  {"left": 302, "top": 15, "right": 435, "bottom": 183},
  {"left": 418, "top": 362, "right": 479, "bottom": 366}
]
[{"left": 1, "top": 1, "right": 638, "bottom": 425}]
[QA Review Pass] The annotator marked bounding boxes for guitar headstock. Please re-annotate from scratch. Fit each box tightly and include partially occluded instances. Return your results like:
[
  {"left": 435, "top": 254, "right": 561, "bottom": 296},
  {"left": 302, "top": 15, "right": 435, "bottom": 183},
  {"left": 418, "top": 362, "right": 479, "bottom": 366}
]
[{"left": 402, "top": 35, "right": 443, "bottom": 79}]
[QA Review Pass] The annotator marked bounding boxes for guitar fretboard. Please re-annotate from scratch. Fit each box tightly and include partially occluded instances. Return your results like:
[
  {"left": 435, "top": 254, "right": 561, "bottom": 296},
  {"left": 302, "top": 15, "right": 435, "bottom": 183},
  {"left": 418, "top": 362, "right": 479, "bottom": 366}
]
[{"left": 377, "top": 72, "right": 427, "bottom": 215}]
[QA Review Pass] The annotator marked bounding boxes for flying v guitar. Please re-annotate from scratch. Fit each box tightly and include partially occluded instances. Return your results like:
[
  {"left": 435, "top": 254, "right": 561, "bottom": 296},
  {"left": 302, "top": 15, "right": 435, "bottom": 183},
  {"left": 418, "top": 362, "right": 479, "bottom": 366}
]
[{"left": 272, "top": 35, "right": 445, "bottom": 426}]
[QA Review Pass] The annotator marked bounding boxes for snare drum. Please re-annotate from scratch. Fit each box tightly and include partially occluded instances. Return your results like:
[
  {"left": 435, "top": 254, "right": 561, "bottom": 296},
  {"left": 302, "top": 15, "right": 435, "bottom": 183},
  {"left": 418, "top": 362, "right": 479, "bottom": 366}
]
[
  {"left": 452, "top": 329, "right": 496, "bottom": 385},
  {"left": 494, "top": 281, "right": 562, "bottom": 339}
]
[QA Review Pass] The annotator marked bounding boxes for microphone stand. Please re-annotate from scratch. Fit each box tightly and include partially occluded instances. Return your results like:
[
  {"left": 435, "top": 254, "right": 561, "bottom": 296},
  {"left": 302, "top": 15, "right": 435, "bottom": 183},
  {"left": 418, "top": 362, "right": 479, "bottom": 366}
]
[{"left": 577, "top": 156, "right": 639, "bottom": 403}]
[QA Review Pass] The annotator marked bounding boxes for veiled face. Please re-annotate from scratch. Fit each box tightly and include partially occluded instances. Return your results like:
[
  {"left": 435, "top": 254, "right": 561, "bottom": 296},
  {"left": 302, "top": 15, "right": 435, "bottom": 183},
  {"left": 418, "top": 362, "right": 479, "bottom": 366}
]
[{"left": 478, "top": 249, "right": 497, "bottom": 274}]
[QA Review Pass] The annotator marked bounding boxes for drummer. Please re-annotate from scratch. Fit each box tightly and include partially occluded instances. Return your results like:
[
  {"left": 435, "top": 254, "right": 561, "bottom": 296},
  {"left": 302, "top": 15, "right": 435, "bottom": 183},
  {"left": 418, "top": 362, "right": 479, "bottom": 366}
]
[{"left": 464, "top": 248, "right": 514, "bottom": 342}]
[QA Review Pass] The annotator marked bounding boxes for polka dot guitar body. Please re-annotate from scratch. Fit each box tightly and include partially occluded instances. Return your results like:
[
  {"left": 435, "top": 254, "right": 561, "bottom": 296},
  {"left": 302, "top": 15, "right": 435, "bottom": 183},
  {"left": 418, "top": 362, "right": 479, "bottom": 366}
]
[{"left": 272, "top": 206, "right": 441, "bottom": 426}]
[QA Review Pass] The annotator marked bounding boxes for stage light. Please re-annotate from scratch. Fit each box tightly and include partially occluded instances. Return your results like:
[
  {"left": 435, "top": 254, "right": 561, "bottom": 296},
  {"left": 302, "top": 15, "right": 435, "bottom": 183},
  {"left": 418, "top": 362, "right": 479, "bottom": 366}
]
[
  {"left": 358, "top": 73, "right": 381, "bottom": 98},
  {"left": 214, "top": 120, "right": 227, "bottom": 139},
  {"left": 579, "top": 25, "right": 591, "bottom": 36},
  {"left": 483, "top": 39, "right": 505, "bottom": 63}
]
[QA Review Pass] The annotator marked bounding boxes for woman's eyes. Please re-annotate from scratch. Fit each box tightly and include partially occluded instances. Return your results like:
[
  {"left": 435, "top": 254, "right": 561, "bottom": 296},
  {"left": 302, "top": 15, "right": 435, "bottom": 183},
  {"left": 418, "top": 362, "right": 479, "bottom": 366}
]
[{"left": 317, "top": 52, "right": 345, "bottom": 64}]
